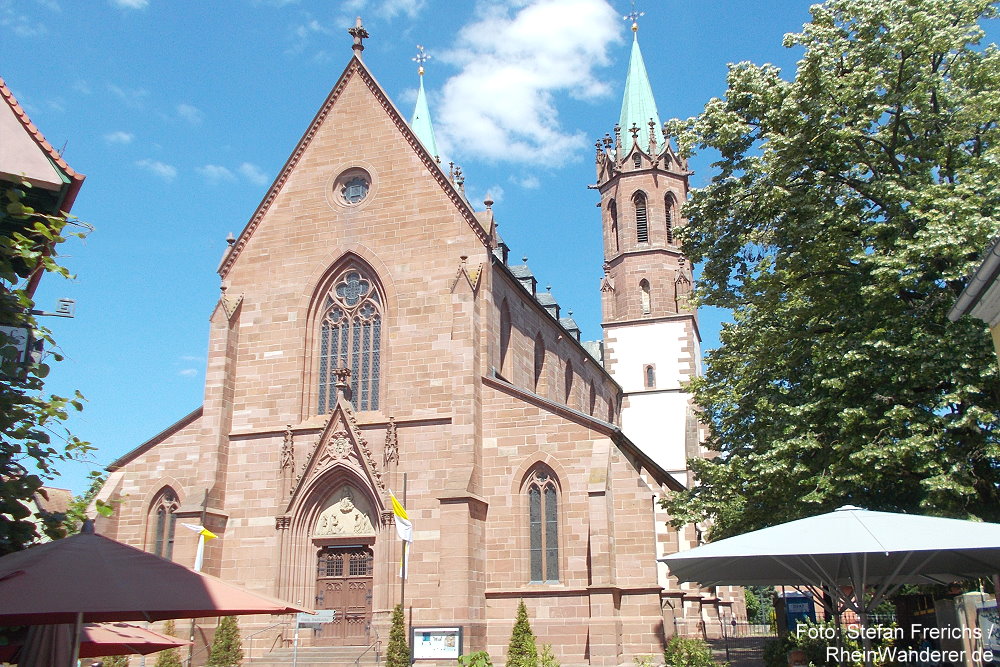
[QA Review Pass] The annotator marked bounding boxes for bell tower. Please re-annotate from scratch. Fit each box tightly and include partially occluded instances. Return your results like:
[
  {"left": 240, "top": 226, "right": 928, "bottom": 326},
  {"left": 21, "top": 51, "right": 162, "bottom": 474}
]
[{"left": 595, "top": 16, "right": 700, "bottom": 484}]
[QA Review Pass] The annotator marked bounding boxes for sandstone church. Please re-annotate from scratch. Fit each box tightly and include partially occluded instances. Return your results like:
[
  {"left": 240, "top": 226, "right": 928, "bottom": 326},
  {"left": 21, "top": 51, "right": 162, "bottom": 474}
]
[{"left": 94, "top": 18, "right": 737, "bottom": 665}]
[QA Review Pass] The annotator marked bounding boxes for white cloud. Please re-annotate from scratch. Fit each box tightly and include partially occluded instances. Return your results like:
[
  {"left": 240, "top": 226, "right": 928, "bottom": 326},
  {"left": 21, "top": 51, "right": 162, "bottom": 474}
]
[
  {"left": 378, "top": 0, "right": 425, "bottom": 19},
  {"left": 110, "top": 0, "right": 149, "bottom": 8},
  {"left": 197, "top": 164, "right": 236, "bottom": 184},
  {"left": 1, "top": 5, "right": 47, "bottom": 37},
  {"left": 510, "top": 174, "right": 541, "bottom": 189},
  {"left": 468, "top": 184, "right": 505, "bottom": 206},
  {"left": 437, "top": 0, "right": 620, "bottom": 165},
  {"left": 136, "top": 159, "right": 177, "bottom": 182},
  {"left": 107, "top": 83, "right": 149, "bottom": 108},
  {"left": 73, "top": 80, "right": 92, "bottom": 95},
  {"left": 238, "top": 162, "right": 270, "bottom": 186},
  {"left": 176, "top": 103, "right": 203, "bottom": 125},
  {"left": 178, "top": 368, "right": 198, "bottom": 377},
  {"left": 104, "top": 131, "right": 134, "bottom": 144}
]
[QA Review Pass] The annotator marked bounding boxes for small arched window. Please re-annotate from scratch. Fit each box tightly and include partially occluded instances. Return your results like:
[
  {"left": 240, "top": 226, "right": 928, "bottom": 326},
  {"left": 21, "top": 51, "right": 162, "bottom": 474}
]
[
  {"left": 319, "top": 266, "right": 383, "bottom": 412},
  {"left": 500, "top": 301, "right": 512, "bottom": 377},
  {"left": 665, "top": 194, "right": 676, "bottom": 244},
  {"left": 633, "top": 153, "right": 642, "bottom": 169},
  {"left": 634, "top": 192, "right": 648, "bottom": 243},
  {"left": 150, "top": 488, "right": 179, "bottom": 560},
  {"left": 609, "top": 200, "right": 619, "bottom": 253},
  {"left": 645, "top": 365, "right": 656, "bottom": 388},
  {"left": 526, "top": 467, "right": 559, "bottom": 583},
  {"left": 589, "top": 384, "right": 597, "bottom": 415},
  {"left": 640, "top": 279, "right": 651, "bottom": 315},
  {"left": 533, "top": 334, "right": 545, "bottom": 391}
]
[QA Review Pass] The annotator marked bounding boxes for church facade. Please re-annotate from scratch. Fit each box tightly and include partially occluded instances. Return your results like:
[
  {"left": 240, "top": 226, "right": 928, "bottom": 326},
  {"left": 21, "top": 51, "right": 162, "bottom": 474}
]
[{"left": 95, "top": 23, "right": 735, "bottom": 666}]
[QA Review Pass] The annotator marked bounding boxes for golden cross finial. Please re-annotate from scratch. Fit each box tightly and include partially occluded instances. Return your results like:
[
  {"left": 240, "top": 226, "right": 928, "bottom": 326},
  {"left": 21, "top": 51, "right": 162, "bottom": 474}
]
[
  {"left": 623, "top": 1, "right": 644, "bottom": 32},
  {"left": 413, "top": 44, "right": 431, "bottom": 76}
]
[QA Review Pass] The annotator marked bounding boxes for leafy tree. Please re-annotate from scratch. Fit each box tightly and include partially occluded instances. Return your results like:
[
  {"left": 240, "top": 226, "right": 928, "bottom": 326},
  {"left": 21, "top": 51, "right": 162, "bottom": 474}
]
[
  {"left": 98, "top": 655, "right": 130, "bottom": 667},
  {"left": 506, "top": 600, "right": 538, "bottom": 667},
  {"left": 664, "top": 0, "right": 1000, "bottom": 538},
  {"left": 207, "top": 615, "right": 243, "bottom": 666},
  {"left": 0, "top": 181, "right": 93, "bottom": 555},
  {"left": 154, "top": 620, "right": 183, "bottom": 667},
  {"left": 386, "top": 603, "right": 410, "bottom": 667}
]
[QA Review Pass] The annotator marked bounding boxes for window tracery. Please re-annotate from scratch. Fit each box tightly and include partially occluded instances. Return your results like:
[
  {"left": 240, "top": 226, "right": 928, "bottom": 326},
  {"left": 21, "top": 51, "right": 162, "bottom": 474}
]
[
  {"left": 319, "top": 268, "right": 383, "bottom": 412},
  {"left": 526, "top": 468, "right": 559, "bottom": 583}
]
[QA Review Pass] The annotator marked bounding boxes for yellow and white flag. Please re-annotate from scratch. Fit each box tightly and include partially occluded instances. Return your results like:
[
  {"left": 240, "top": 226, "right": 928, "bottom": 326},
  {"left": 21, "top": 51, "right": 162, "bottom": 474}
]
[
  {"left": 389, "top": 491, "right": 412, "bottom": 578},
  {"left": 180, "top": 523, "right": 217, "bottom": 572}
]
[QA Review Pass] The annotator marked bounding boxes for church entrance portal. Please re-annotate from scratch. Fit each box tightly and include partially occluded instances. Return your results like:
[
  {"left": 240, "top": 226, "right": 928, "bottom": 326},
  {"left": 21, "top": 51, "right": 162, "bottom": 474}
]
[{"left": 315, "top": 546, "right": 373, "bottom": 645}]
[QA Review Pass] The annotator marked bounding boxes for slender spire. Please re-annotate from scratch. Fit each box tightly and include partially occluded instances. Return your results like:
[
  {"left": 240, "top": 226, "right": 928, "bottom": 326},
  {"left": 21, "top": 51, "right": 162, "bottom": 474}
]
[
  {"left": 618, "top": 9, "right": 664, "bottom": 153},
  {"left": 410, "top": 45, "right": 440, "bottom": 160}
]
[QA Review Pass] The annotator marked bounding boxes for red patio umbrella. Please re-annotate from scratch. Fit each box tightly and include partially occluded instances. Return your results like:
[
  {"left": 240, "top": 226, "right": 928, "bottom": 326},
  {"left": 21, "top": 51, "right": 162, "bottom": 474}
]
[
  {"left": 0, "top": 521, "right": 308, "bottom": 666},
  {"left": 0, "top": 622, "right": 192, "bottom": 663}
]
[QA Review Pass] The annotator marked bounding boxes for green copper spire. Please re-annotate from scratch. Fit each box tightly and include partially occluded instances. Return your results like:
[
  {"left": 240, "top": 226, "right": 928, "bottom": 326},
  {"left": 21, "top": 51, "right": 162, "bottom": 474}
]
[
  {"left": 619, "top": 20, "right": 664, "bottom": 153},
  {"left": 410, "top": 45, "right": 440, "bottom": 160}
]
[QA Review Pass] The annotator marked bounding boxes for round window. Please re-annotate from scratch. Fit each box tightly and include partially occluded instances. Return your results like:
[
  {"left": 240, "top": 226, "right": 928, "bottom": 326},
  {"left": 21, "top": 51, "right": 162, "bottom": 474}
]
[{"left": 341, "top": 175, "right": 369, "bottom": 205}]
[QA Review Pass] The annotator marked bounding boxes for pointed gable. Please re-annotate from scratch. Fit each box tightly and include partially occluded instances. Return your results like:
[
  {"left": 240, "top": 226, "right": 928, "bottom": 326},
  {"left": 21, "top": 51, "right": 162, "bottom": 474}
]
[
  {"left": 220, "top": 55, "right": 487, "bottom": 280},
  {"left": 285, "top": 399, "right": 386, "bottom": 513}
]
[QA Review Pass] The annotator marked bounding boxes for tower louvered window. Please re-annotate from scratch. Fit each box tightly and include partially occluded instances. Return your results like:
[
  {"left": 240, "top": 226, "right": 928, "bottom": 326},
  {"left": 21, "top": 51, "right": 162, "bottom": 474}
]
[
  {"left": 319, "top": 268, "right": 383, "bottom": 412},
  {"left": 527, "top": 468, "right": 559, "bottom": 583},
  {"left": 633, "top": 153, "right": 642, "bottom": 169},
  {"left": 634, "top": 193, "right": 648, "bottom": 243},
  {"left": 665, "top": 195, "right": 675, "bottom": 244}
]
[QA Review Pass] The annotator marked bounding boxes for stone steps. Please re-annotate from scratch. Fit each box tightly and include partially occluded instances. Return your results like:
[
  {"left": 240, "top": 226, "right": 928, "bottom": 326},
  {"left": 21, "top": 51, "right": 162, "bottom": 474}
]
[{"left": 246, "top": 645, "right": 382, "bottom": 666}]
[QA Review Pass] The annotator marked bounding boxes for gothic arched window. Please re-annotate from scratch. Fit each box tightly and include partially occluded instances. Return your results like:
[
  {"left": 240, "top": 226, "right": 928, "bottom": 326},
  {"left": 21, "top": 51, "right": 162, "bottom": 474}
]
[
  {"left": 609, "top": 200, "right": 619, "bottom": 253},
  {"left": 645, "top": 365, "right": 656, "bottom": 388},
  {"left": 500, "top": 301, "right": 512, "bottom": 377},
  {"left": 526, "top": 467, "right": 559, "bottom": 583},
  {"left": 150, "top": 488, "right": 179, "bottom": 560},
  {"left": 319, "top": 267, "right": 383, "bottom": 412},
  {"left": 533, "top": 333, "right": 545, "bottom": 392},
  {"left": 634, "top": 192, "right": 648, "bottom": 243},
  {"left": 665, "top": 194, "right": 676, "bottom": 244},
  {"left": 564, "top": 360, "right": 574, "bottom": 405},
  {"left": 640, "top": 279, "right": 651, "bottom": 315}
]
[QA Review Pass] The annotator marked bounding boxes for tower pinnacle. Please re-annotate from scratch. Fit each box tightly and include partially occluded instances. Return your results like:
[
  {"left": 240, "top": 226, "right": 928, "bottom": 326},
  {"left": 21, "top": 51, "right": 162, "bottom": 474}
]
[
  {"left": 618, "top": 9, "right": 663, "bottom": 153},
  {"left": 348, "top": 17, "right": 369, "bottom": 58},
  {"left": 410, "top": 45, "right": 440, "bottom": 161}
]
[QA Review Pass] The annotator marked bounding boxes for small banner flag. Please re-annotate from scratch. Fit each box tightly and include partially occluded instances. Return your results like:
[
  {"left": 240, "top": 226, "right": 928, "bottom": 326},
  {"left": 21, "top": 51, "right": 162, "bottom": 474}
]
[
  {"left": 389, "top": 490, "right": 413, "bottom": 578},
  {"left": 180, "top": 523, "right": 218, "bottom": 540}
]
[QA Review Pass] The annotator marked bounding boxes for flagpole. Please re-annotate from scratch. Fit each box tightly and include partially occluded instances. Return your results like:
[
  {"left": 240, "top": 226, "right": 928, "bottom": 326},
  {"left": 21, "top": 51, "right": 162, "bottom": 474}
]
[{"left": 400, "top": 472, "right": 407, "bottom": 612}]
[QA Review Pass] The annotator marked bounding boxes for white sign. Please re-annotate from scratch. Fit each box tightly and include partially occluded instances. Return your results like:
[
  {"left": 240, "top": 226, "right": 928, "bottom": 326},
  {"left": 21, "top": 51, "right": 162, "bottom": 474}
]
[
  {"left": 298, "top": 610, "right": 337, "bottom": 626},
  {"left": 412, "top": 627, "right": 462, "bottom": 660},
  {"left": 0, "top": 326, "right": 30, "bottom": 362}
]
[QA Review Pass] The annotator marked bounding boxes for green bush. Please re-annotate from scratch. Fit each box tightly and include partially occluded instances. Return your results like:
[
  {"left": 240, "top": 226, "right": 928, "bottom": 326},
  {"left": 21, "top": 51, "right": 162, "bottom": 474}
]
[
  {"left": 207, "top": 615, "right": 243, "bottom": 666},
  {"left": 154, "top": 620, "right": 183, "bottom": 667},
  {"left": 663, "top": 636, "right": 716, "bottom": 667},
  {"left": 506, "top": 600, "right": 538, "bottom": 667},
  {"left": 540, "top": 643, "right": 559, "bottom": 667},
  {"left": 762, "top": 620, "right": 897, "bottom": 667},
  {"left": 99, "top": 656, "right": 130, "bottom": 667},
  {"left": 457, "top": 650, "right": 493, "bottom": 667},
  {"left": 386, "top": 604, "right": 410, "bottom": 667}
]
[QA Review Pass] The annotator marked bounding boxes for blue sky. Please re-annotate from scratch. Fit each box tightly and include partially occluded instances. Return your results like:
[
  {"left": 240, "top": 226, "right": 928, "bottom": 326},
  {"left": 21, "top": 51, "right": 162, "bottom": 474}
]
[{"left": 1, "top": 0, "right": 816, "bottom": 494}]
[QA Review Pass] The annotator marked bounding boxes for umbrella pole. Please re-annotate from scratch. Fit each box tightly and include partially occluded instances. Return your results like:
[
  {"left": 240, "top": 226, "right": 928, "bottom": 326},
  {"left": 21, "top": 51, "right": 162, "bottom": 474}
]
[{"left": 68, "top": 611, "right": 82, "bottom": 667}]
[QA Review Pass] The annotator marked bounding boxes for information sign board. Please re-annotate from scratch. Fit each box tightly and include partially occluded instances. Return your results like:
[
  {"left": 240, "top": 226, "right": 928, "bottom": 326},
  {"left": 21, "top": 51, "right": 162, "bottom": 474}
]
[{"left": 411, "top": 626, "right": 462, "bottom": 660}]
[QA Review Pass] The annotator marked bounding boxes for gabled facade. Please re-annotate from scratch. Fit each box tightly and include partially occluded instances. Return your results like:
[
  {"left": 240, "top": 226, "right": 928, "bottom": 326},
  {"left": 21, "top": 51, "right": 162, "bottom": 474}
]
[{"left": 97, "top": 29, "right": 732, "bottom": 667}]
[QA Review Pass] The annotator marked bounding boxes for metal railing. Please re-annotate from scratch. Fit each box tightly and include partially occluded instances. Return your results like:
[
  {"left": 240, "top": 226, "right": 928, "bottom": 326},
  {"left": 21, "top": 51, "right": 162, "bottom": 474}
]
[
  {"left": 245, "top": 621, "right": 291, "bottom": 663},
  {"left": 354, "top": 638, "right": 382, "bottom": 667}
]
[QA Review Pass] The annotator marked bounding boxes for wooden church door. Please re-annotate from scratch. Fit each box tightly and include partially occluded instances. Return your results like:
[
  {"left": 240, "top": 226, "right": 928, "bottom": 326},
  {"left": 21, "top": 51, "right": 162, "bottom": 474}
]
[{"left": 315, "top": 546, "right": 374, "bottom": 645}]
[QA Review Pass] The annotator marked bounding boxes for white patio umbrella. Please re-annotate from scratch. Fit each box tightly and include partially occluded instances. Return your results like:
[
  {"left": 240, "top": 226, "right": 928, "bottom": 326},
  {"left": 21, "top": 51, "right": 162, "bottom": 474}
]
[{"left": 660, "top": 505, "right": 1000, "bottom": 619}]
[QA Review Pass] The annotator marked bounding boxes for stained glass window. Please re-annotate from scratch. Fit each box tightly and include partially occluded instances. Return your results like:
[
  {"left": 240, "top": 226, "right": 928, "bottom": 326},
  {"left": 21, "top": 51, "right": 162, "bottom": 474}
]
[
  {"left": 527, "top": 469, "right": 559, "bottom": 583},
  {"left": 342, "top": 176, "right": 369, "bottom": 204},
  {"left": 319, "top": 269, "right": 383, "bottom": 412}
]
